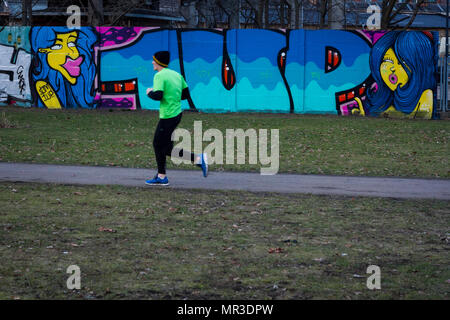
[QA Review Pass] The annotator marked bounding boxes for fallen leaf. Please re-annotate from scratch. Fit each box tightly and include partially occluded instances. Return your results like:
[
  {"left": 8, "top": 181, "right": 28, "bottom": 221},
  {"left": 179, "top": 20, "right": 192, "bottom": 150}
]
[
  {"left": 268, "top": 247, "right": 284, "bottom": 254},
  {"left": 98, "top": 227, "right": 116, "bottom": 233}
]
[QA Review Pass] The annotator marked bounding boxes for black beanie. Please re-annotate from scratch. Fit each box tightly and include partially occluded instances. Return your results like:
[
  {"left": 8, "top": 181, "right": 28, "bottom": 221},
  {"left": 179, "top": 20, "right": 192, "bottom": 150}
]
[{"left": 153, "top": 51, "right": 170, "bottom": 67}]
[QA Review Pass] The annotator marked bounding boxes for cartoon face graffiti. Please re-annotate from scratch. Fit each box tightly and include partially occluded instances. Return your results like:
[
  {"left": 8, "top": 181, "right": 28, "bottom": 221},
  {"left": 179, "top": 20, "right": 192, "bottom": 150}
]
[
  {"left": 379, "top": 47, "right": 409, "bottom": 91},
  {"left": 362, "top": 31, "right": 436, "bottom": 119},
  {"left": 38, "top": 31, "right": 84, "bottom": 85},
  {"left": 31, "top": 26, "right": 98, "bottom": 109}
]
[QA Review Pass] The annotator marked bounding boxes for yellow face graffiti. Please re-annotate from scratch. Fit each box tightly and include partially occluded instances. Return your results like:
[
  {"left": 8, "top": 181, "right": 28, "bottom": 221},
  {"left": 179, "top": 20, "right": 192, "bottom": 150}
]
[
  {"left": 38, "top": 31, "right": 84, "bottom": 85},
  {"left": 379, "top": 48, "right": 409, "bottom": 91}
]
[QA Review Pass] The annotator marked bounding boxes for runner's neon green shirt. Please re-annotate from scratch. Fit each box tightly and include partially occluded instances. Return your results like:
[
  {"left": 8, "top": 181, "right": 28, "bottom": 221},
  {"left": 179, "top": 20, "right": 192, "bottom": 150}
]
[{"left": 152, "top": 68, "right": 188, "bottom": 119}]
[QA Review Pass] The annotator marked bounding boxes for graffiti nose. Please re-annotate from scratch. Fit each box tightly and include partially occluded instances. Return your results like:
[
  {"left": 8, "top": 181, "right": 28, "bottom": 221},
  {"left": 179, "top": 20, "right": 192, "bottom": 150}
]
[{"left": 68, "top": 48, "right": 79, "bottom": 60}]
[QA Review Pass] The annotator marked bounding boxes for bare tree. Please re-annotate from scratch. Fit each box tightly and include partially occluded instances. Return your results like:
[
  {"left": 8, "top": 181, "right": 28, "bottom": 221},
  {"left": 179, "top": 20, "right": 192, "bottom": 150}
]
[
  {"left": 21, "top": 0, "right": 32, "bottom": 26},
  {"left": 180, "top": 0, "right": 199, "bottom": 27},
  {"left": 273, "top": 0, "right": 291, "bottom": 28},
  {"left": 286, "top": 0, "right": 303, "bottom": 29},
  {"left": 180, "top": 0, "right": 230, "bottom": 28},
  {"left": 242, "top": 0, "right": 268, "bottom": 28},
  {"left": 218, "top": 0, "right": 241, "bottom": 29},
  {"left": 328, "top": 0, "right": 345, "bottom": 29},
  {"left": 256, "top": 0, "right": 264, "bottom": 27},
  {"left": 197, "top": 0, "right": 220, "bottom": 28},
  {"left": 104, "top": 0, "right": 146, "bottom": 26},
  {"left": 317, "top": 0, "right": 328, "bottom": 28},
  {"left": 88, "top": 0, "right": 104, "bottom": 26},
  {"left": 380, "top": 0, "right": 426, "bottom": 30}
]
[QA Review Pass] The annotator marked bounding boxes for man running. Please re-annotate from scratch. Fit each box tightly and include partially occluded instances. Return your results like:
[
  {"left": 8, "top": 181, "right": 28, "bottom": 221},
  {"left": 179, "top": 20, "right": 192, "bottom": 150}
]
[{"left": 145, "top": 50, "right": 208, "bottom": 186}]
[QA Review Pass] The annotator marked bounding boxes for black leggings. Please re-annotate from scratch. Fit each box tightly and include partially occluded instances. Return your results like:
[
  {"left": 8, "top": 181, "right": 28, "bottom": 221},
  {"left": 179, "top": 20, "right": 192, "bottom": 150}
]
[{"left": 153, "top": 112, "right": 195, "bottom": 174}]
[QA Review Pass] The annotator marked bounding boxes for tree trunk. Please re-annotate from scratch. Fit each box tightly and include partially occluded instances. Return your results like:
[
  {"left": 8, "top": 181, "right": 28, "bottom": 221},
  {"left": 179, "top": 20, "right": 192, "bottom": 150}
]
[
  {"left": 380, "top": 0, "right": 425, "bottom": 30},
  {"left": 329, "top": 0, "right": 344, "bottom": 29},
  {"left": 264, "top": 0, "right": 269, "bottom": 28},
  {"left": 257, "top": 0, "right": 264, "bottom": 28},
  {"left": 22, "top": 0, "right": 32, "bottom": 26},
  {"left": 21, "top": 0, "right": 27, "bottom": 26},
  {"left": 181, "top": 1, "right": 198, "bottom": 27},
  {"left": 319, "top": 0, "right": 327, "bottom": 28},
  {"left": 229, "top": 0, "right": 241, "bottom": 29},
  {"left": 298, "top": 0, "right": 303, "bottom": 28},
  {"left": 286, "top": 0, "right": 295, "bottom": 28},
  {"left": 88, "top": 0, "right": 104, "bottom": 26},
  {"left": 380, "top": 0, "right": 397, "bottom": 30}
]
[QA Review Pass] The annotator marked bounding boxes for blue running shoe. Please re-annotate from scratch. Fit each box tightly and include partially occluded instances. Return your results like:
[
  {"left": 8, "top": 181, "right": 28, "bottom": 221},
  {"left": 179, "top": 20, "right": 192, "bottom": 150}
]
[{"left": 145, "top": 174, "right": 169, "bottom": 186}]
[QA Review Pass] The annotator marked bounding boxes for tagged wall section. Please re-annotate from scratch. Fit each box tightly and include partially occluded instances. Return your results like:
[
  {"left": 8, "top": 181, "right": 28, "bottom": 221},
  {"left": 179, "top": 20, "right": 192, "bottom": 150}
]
[{"left": 0, "top": 27, "right": 439, "bottom": 119}]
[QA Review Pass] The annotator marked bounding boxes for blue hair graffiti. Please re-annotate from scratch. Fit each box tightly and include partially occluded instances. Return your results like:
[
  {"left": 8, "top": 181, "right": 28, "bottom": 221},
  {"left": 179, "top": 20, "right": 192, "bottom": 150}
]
[
  {"left": 365, "top": 31, "right": 436, "bottom": 116},
  {"left": 30, "top": 26, "right": 98, "bottom": 108}
]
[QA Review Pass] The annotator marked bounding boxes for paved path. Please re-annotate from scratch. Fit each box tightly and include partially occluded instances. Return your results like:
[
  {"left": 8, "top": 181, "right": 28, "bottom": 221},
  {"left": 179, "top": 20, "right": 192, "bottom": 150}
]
[{"left": 0, "top": 162, "right": 449, "bottom": 200}]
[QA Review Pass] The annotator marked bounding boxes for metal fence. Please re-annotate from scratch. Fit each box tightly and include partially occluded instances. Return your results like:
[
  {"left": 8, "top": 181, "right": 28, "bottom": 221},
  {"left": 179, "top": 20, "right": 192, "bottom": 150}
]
[{"left": 438, "top": 56, "right": 449, "bottom": 112}]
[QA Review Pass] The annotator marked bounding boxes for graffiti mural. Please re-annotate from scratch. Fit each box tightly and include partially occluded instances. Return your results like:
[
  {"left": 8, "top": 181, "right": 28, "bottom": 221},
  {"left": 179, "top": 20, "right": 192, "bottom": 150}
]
[
  {"left": 30, "top": 26, "right": 99, "bottom": 109},
  {"left": 97, "top": 28, "right": 375, "bottom": 114},
  {"left": 0, "top": 27, "right": 439, "bottom": 119},
  {"left": 301, "top": 30, "right": 373, "bottom": 114},
  {"left": 355, "top": 31, "right": 438, "bottom": 119},
  {"left": 0, "top": 26, "right": 32, "bottom": 106}
]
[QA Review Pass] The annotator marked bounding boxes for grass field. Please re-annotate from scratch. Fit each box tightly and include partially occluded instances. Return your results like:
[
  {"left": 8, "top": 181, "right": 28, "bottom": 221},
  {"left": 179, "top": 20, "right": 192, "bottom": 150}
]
[
  {"left": 0, "top": 106, "right": 449, "bottom": 178},
  {"left": 1, "top": 107, "right": 449, "bottom": 300},
  {"left": 0, "top": 182, "right": 448, "bottom": 300}
]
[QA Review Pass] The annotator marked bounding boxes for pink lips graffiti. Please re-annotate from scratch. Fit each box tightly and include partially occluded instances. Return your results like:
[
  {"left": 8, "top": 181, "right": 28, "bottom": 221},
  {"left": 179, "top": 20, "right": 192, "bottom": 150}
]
[
  {"left": 389, "top": 73, "right": 398, "bottom": 85},
  {"left": 62, "top": 56, "right": 84, "bottom": 77}
]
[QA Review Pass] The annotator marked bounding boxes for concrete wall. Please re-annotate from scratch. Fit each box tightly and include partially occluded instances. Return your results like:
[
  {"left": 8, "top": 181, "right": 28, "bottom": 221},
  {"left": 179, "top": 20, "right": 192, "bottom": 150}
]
[{"left": 0, "top": 27, "right": 439, "bottom": 119}]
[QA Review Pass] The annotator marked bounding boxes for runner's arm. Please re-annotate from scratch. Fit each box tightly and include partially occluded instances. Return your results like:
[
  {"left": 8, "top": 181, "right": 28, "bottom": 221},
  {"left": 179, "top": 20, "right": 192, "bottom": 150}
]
[
  {"left": 181, "top": 87, "right": 189, "bottom": 100},
  {"left": 148, "top": 90, "right": 163, "bottom": 101},
  {"left": 181, "top": 75, "right": 189, "bottom": 100}
]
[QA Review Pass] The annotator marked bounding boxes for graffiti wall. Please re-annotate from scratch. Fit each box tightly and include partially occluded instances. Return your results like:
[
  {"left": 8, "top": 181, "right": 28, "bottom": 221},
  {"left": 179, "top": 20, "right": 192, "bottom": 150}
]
[
  {"left": 0, "top": 27, "right": 439, "bottom": 119},
  {"left": 0, "top": 27, "right": 32, "bottom": 107}
]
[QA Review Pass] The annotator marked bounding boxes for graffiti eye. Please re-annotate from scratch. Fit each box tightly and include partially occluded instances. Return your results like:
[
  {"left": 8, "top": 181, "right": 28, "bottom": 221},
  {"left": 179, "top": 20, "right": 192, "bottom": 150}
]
[
  {"left": 383, "top": 59, "right": 394, "bottom": 64},
  {"left": 68, "top": 42, "right": 76, "bottom": 48},
  {"left": 325, "top": 46, "right": 341, "bottom": 73},
  {"left": 50, "top": 44, "right": 62, "bottom": 50}
]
